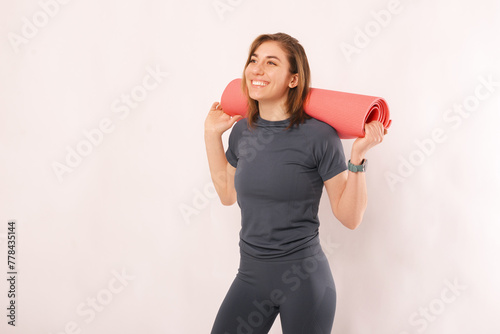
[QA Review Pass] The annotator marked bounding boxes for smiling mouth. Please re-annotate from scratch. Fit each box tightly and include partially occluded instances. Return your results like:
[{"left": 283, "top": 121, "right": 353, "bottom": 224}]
[{"left": 251, "top": 80, "right": 269, "bottom": 87}]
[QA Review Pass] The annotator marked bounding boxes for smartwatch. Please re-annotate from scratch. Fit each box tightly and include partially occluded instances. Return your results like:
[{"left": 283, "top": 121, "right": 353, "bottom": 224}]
[{"left": 348, "top": 159, "right": 367, "bottom": 173}]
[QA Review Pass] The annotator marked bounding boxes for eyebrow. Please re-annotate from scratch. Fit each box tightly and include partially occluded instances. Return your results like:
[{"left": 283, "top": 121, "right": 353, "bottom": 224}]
[{"left": 251, "top": 53, "right": 282, "bottom": 62}]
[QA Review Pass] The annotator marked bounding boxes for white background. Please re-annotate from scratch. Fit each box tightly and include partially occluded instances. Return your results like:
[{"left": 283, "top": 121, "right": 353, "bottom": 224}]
[{"left": 1, "top": 0, "right": 499, "bottom": 333}]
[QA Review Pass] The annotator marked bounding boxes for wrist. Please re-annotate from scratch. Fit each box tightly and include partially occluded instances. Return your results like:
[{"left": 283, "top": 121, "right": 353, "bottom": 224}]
[
  {"left": 204, "top": 129, "right": 222, "bottom": 138},
  {"left": 348, "top": 158, "right": 368, "bottom": 173},
  {"left": 350, "top": 155, "right": 365, "bottom": 165},
  {"left": 350, "top": 145, "right": 367, "bottom": 163}
]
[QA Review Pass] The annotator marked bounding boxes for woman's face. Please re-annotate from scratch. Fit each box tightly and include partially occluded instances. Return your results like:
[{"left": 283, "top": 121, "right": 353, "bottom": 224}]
[{"left": 244, "top": 41, "right": 298, "bottom": 106}]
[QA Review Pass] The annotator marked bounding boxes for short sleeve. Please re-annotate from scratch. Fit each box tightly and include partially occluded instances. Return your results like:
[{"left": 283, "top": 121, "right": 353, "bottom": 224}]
[
  {"left": 225, "top": 124, "right": 239, "bottom": 168},
  {"left": 315, "top": 126, "right": 347, "bottom": 182}
]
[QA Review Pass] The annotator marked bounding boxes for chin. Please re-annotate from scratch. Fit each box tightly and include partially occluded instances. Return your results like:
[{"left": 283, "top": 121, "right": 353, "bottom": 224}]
[{"left": 247, "top": 91, "right": 263, "bottom": 102}]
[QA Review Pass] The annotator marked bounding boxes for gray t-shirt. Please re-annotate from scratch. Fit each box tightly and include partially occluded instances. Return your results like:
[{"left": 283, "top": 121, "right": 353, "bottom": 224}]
[{"left": 225, "top": 113, "right": 347, "bottom": 260}]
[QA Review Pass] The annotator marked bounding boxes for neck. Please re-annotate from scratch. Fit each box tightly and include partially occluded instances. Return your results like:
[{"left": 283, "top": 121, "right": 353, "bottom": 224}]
[{"left": 257, "top": 98, "right": 289, "bottom": 121}]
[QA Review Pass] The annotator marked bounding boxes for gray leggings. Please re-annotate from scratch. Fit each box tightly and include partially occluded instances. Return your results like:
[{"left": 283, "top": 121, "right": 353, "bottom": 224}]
[{"left": 210, "top": 246, "right": 336, "bottom": 334}]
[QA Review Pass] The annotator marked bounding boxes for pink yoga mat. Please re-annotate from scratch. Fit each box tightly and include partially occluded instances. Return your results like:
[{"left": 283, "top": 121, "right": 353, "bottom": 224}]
[{"left": 220, "top": 78, "right": 392, "bottom": 139}]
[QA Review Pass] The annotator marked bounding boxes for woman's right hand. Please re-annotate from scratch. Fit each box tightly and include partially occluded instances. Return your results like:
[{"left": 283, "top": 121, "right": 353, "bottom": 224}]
[{"left": 204, "top": 102, "right": 243, "bottom": 136}]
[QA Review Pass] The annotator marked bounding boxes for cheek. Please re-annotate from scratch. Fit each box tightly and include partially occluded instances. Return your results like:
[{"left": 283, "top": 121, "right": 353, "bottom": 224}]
[
  {"left": 273, "top": 69, "right": 290, "bottom": 82},
  {"left": 272, "top": 74, "right": 290, "bottom": 90},
  {"left": 244, "top": 64, "right": 254, "bottom": 75}
]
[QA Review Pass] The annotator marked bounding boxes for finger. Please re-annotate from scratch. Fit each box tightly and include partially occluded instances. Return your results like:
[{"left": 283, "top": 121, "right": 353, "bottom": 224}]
[
  {"left": 232, "top": 114, "right": 243, "bottom": 122},
  {"left": 372, "top": 121, "right": 385, "bottom": 135},
  {"left": 376, "top": 123, "right": 384, "bottom": 136},
  {"left": 210, "top": 101, "right": 220, "bottom": 110},
  {"left": 384, "top": 129, "right": 388, "bottom": 135},
  {"left": 366, "top": 123, "right": 384, "bottom": 141},
  {"left": 369, "top": 121, "right": 384, "bottom": 136},
  {"left": 364, "top": 122, "right": 377, "bottom": 134}
]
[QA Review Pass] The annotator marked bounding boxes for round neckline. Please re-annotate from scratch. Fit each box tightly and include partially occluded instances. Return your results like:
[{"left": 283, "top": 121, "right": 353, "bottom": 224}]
[{"left": 256, "top": 113, "right": 291, "bottom": 127}]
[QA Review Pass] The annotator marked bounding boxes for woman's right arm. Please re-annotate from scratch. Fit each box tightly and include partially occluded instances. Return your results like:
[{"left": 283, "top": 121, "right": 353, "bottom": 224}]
[{"left": 204, "top": 102, "right": 242, "bottom": 206}]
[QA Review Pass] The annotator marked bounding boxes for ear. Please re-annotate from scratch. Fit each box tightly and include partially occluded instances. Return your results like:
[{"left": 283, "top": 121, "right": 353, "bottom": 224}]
[{"left": 289, "top": 74, "right": 299, "bottom": 88}]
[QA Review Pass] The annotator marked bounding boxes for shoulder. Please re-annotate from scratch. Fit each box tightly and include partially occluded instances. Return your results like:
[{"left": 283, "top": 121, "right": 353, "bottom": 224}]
[
  {"left": 300, "top": 116, "right": 340, "bottom": 140},
  {"left": 229, "top": 117, "right": 249, "bottom": 136}
]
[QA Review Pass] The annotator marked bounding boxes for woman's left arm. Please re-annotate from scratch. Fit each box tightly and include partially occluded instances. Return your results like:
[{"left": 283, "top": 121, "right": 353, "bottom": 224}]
[{"left": 324, "top": 121, "right": 386, "bottom": 229}]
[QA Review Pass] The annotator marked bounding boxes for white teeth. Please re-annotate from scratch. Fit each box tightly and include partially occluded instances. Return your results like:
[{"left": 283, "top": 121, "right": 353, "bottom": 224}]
[{"left": 252, "top": 80, "right": 268, "bottom": 86}]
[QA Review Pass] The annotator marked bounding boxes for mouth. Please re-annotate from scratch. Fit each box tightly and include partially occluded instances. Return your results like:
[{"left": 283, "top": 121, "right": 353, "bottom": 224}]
[{"left": 250, "top": 80, "right": 269, "bottom": 87}]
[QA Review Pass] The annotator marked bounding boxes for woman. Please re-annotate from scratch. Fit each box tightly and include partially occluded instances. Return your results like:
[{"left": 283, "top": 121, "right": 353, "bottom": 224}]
[{"left": 204, "top": 32, "right": 385, "bottom": 334}]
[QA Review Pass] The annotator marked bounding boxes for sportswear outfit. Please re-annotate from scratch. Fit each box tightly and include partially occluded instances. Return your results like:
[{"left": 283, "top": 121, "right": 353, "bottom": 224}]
[{"left": 211, "top": 113, "right": 347, "bottom": 334}]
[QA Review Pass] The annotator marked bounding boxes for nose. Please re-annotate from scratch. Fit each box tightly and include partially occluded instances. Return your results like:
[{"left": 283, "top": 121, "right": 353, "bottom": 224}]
[{"left": 251, "top": 61, "right": 264, "bottom": 75}]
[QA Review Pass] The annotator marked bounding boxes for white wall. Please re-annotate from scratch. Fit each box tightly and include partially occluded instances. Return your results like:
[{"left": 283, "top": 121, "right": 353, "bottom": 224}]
[{"left": 1, "top": 0, "right": 499, "bottom": 333}]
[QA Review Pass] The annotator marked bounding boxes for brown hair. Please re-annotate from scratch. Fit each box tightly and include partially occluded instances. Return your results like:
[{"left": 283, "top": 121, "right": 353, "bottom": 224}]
[{"left": 242, "top": 32, "right": 312, "bottom": 130}]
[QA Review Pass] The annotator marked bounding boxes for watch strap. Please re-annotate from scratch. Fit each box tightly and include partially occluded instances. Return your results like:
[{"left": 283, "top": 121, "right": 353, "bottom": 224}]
[{"left": 348, "top": 159, "right": 367, "bottom": 172}]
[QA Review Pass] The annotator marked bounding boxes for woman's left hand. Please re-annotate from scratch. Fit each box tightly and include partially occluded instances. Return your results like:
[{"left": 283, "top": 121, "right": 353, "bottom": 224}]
[{"left": 352, "top": 121, "right": 387, "bottom": 158}]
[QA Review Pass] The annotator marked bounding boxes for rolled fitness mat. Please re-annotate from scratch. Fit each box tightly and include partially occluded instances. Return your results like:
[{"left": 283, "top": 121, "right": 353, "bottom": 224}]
[{"left": 220, "top": 78, "right": 392, "bottom": 139}]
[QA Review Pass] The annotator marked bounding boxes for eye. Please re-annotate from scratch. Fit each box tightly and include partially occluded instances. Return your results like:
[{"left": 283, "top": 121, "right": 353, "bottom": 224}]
[
  {"left": 249, "top": 58, "right": 257, "bottom": 63},
  {"left": 268, "top": 61, "right": 277, "bottom": 66}
]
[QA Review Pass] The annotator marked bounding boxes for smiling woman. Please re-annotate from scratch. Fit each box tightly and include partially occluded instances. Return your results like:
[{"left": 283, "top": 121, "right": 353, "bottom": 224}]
[
  {"left": 204, "top": 32, "right": 386, "bottom": 334},
  {"left": 241, "top": 33, "right": 312, "bottom": 129}
]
